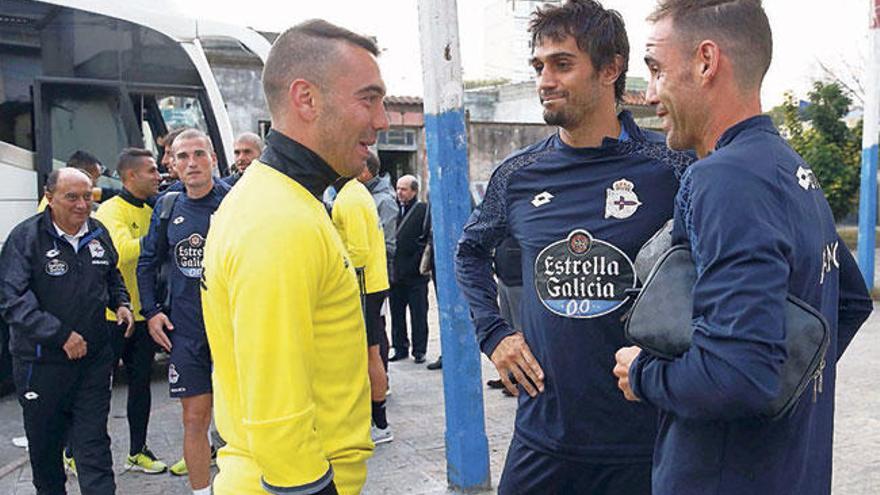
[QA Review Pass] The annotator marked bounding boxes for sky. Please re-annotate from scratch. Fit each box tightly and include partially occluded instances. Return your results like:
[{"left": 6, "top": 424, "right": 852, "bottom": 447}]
[{"left": 169, "top": 0, "right": 870, "bottom": 109}]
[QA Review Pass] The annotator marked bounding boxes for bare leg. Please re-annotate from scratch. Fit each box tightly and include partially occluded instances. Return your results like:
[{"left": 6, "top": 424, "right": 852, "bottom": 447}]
[{"left": 181, "top": 394, "right": 212, "bottom": 490}]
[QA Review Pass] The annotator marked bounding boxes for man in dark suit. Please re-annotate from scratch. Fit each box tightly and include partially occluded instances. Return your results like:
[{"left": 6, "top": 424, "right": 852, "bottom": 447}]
[{"left": 389, "top": 175, "right": 431, "bottom": 363}]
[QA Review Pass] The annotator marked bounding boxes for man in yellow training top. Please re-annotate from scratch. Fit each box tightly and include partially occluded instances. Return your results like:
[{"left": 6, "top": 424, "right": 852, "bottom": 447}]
[
  {"left": 331, "top": 165, "right": 393, "bottom": 446},
  {"left": 94, "top": 148, "right": 169, "bottom": 474},
  {"left": 201, "top": 19, "right": 390, "bottom": 495}
]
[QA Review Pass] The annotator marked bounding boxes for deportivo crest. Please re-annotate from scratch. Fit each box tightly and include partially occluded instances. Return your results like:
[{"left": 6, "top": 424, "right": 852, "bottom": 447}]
[
  {"left": 175, "top": 233, "right": 206, "bottom": 278},
  {"left": 45, "top": 259, "right": 68, "bottom": 277},
  {"left": 88, "top": 239, "right": 105, "bottom": 258},
  {"left": 534, "top": 229, "right": 636, "bottom": 318},
  {"left": 168, "top": 364, "right": 179, "bottom": 384},
  {"left": 605, "top": 179, "right": 642, "bottom": 220}
]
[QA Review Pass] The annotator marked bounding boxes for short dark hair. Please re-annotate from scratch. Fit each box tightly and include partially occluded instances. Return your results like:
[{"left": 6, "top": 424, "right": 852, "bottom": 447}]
[
  {"left": 529, "top": 0, "right": 630, "bottom": 103},
  {"left": 262, "top": 19, "right": 380, "bottom": 119},
  {"left": 158, "top": 127, "right": 186, "bottom": 148},
  {"left": 173, "top": 128, "right": 214, "bottom": 153},
  {"left": 648, "top": 0, "right": 772, "bottom": 90},
  {"left": 66, "top": 150, "right": 101, "bottom": 172},
  {"left": 365, "top": 152, "right": 381, "bottom": 178},
  {"left": 117, "top": 148, "right": 154, "bottom": 179}
]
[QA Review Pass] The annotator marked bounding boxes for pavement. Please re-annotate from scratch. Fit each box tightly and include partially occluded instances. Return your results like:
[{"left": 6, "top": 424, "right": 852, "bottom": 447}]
[{"left": 1, "top": 287, "right": 878, "bottom": 494}]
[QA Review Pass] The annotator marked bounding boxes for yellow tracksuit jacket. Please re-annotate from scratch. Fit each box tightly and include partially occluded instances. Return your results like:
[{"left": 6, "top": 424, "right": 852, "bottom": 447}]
[
  {"left": 331, "top": 179, "right": 389, "bottom": 295},
  {"left": 201, "top": 162, "right": 372, "bottom": 495},
  {"left": 94, "top": 193, "right": 151, "bottom": 321}
]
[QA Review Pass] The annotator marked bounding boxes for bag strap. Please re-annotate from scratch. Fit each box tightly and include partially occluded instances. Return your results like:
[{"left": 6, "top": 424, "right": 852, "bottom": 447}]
[{"left": 155, "top": 192, "right": 181, "bottom": 266}]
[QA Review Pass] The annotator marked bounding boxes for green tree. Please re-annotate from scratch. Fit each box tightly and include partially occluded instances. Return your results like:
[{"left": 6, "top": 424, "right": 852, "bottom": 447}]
[{"left": 777, "top": 81, "right": 862, "bottom": 220}]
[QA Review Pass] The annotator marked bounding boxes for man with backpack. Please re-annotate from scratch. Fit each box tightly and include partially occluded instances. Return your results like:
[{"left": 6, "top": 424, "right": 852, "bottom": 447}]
[{"left": 137, "top": 129, "right": 230, "bottom": 495}]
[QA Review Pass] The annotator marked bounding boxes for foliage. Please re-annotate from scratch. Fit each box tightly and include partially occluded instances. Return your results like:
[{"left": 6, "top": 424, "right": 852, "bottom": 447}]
[{"left": 776, "top": 81, "right": 862, "bottom": 220}]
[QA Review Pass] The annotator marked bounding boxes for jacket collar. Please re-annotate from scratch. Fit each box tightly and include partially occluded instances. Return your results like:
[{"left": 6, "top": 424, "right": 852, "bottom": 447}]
[
  {"left": 40, "top": 208, "right": 103, "bottom": 245},
  {"left": 260, "top": 130, "right": 340, "bottom": 200},
  {"left": 119, "top": 187, "right": 146, "bottom": 208},
  {"left": 715, "top": 115, "right": 777, "bottom": 150}
]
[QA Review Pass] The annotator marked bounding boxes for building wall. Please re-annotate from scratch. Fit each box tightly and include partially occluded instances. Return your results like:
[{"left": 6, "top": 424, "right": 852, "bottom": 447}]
[{"left": 466, "top": 121, "right": 555, "bottom": 181}]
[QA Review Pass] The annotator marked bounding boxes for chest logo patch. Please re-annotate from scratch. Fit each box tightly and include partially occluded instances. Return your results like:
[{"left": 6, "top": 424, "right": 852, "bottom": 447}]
[
  {"left": 174, "top": 233, "right": 206, "bottom": 278},
  {"left": 45, "top": 248, "right": 60, "bottom": 258},
  {"left": 531, "top": 191, "right": 554, "bottom": 207},
  {"left": 534, "top": 229, "right": 636, "bottom": 319},
  {"left": 605, "top": 179, "right": 642, "bottom": 220},
  {"left": 88, "top": 239, "right": 105, "bottom": 258},
  {"left": 173, "top": 216, "right": 185, "bottom": 225},
  {"left": 45, "top": 259, "right": 68, "bottom": 277}
]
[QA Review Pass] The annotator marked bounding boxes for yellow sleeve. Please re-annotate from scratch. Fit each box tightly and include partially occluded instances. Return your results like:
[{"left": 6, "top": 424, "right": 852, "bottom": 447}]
[
  {"left": 37, "top": 196, "right": 47, "bottom": 212},
  {"left": 227, "top": 222, "right": 332, "bottom": 489},
  {"left": 332, "top": 197, "right": 371, "bottom": 269},
  {"left": 95, "top": 200, "right": 141, "bottom": 265}
]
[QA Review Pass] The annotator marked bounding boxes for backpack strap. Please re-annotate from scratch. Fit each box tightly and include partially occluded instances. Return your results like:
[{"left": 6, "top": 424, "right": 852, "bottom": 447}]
[{"left": 156, "top": 192, "right": 181, "bottom": 266}]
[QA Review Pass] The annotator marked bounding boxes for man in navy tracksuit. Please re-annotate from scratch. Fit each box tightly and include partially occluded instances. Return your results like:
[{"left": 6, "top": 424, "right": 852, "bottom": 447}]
[
  {"left": 137, "top": 129, "right": 229, "bottom": 495},
  {"left": 613, "top": 2, "right": 873, "bottom": 494},
  {"left": 456, "top": 2, "right": 693, "bottom": 492},
  {"left": 0, "top": 168, "right": 134, "bottom": 494}
]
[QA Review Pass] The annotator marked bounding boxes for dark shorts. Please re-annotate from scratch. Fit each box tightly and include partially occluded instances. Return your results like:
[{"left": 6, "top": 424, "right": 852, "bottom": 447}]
[
  {"left": 364, "top": 291, "right": 388, "bottom": 347},
  {"left": 498, "top": 436, "right": 651, "bottom": 495},
  {"left": 168, "top": 334, "right": 212, "bottom": 399}
]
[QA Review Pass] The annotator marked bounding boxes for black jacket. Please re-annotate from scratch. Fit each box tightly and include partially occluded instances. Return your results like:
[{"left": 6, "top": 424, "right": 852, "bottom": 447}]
[
  {"left": 393, "top": 200, "right": 430, "bottom": 284},
  {"left": 0, "top": 210, "right": 129, "bottom": 362}
]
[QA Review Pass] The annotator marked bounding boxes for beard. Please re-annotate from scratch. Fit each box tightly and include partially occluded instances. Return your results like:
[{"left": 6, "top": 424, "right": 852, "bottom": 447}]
[{"left": 543, "top": 106, "right": 580, "bottom": 129}]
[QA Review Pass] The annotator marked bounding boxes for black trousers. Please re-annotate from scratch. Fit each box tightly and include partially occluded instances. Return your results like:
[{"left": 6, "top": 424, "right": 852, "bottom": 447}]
[
  {"left": 498, "top": 436, "right": 651, "bottom": 495},
  {"left": 109, "top": 320, "right": 154, "bottom": 455},
  {"left": 389, "top": 281, "right": 429, "bottom": 357},
  {"left": 13, "top": 345, "right": 116, "bottom": 495}
]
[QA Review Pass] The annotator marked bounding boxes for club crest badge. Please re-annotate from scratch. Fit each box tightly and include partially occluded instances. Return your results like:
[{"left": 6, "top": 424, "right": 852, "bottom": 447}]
[
  {"left": 45, "top": 259, "right": 68, "bottom": 277},
  {"left": 168, "top": 364, "right": 179, "bottom": 384},
  {"left": 534, "top": 229, "right": 636, "bottom": 319},
  {"left": 88, "top": 239, "right": 105, "bottom": 258},
  {"left": 796, "top": 165, "right": 820, "bottom": 191},
  {"left": 605, "top": 179, "right": 642, "bottom": 220}
]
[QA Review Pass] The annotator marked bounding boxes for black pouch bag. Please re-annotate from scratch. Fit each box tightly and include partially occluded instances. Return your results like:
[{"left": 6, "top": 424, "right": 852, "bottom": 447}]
[{"left": 625, "top": 245, "right": 830, "bottom": 420}]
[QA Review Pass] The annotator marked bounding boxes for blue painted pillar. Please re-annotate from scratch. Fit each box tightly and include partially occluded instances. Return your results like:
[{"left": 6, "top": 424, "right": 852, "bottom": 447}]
[
  {"left": 417, "top": 0, "right": 491, "bottom": 491},
  {"left": 858, "top": 0, "right": 880, "bottom": 289}
]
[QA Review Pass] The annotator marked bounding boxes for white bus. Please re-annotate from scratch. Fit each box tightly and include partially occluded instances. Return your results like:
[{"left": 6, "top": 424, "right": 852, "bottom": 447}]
[{"left": 0, "top": 0, "right": 271, "bottom": 245}]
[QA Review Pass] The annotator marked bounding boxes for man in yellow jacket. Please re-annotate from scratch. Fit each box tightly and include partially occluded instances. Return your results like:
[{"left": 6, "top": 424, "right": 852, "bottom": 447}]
[
  {"left": 332, "top": 170, "right": 393, "bottom": 446},
  {"left": 201, "top": 19, "right": 389, "bottom": 495},
  {"left": 94, "top": 148, "right": 169, "bottom": 474}
]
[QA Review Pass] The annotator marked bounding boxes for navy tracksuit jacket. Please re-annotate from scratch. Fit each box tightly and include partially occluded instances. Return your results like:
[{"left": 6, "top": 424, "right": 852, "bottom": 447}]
[{"left": 630, "top": 115, "right": 873, "bottom": 495}]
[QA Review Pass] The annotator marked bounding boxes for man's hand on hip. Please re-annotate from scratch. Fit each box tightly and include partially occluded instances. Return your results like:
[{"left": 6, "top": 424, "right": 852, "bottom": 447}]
[{"left": 490, "top": 332, "right": 545, "bottom": 397}]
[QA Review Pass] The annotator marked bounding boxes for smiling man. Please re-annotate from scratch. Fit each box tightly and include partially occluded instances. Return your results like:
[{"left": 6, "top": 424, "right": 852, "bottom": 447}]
[
  {"left": 455, "top": 1, "right": 692, "bottom": 493},
  {"left": 612, "top": 1, "right": 873, "bottom": 494},
  {"left": 201, "top": 19, "right": 389, "bottom": 495}
]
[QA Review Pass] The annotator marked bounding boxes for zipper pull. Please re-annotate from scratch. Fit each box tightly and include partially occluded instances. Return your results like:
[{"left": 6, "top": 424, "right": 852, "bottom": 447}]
[{"left": 812, "top": 358, "right": 826, "bottom": 403}]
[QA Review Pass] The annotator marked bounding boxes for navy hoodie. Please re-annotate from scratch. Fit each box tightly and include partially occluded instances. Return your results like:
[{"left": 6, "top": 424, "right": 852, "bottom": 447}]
[
  {"left": 629, "top": 116, "right": 873, "bottom": 494},
  {"left": 137, "top": 181, "right": 230, "bottom": 341},
  {"left": 456, "top": 111, "right": 693, "bottom": 461}
]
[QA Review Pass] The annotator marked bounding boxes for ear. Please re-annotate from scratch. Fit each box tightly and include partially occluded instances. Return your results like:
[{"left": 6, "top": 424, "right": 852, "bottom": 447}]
[
  {"left": 696, "top": 40, "right": 720, "bottom": 85},
  {"left": 600, "top": 54, "right": 625, "bottom": 89},
  {"left": 288, "top": 79, "right": 320, "bottom": 122}
]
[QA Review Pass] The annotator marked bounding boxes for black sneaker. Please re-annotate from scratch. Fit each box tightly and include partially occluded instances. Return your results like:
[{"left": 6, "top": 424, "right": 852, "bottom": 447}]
[
  {"left": 426, "top": 356, "right": 442, "bottom": 370},
  {"left": 413, "top": 354, "right": 426, "bottom": 364}
]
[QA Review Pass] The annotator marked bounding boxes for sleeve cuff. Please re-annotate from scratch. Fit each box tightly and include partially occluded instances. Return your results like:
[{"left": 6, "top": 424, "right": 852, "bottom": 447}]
[
  {"left": 261, "top": 466, "right": 334, "bottom": 495},
  {"left": 141, "top": 306, "right": 162, "bottom": 320},
  {"left": 479, "top": 324, "right": 516, "bottom": 357}
]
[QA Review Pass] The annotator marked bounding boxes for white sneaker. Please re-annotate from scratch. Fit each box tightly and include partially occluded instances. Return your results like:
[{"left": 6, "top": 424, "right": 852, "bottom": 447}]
[{"left": 371, "top": 425, "right": 394, "bottom": 445}]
